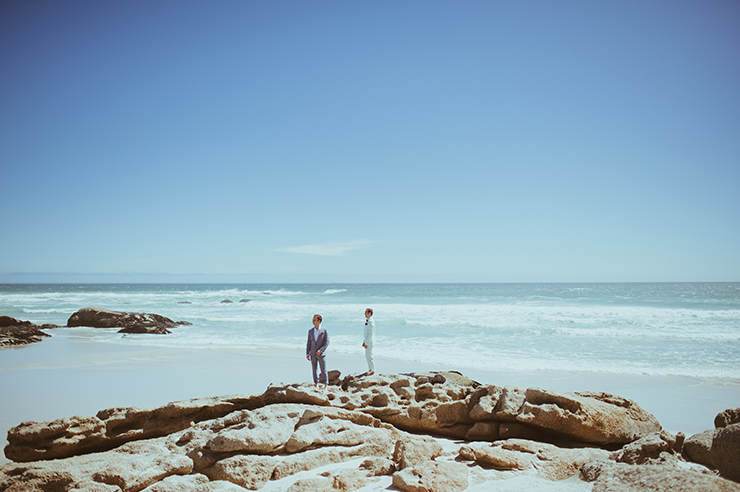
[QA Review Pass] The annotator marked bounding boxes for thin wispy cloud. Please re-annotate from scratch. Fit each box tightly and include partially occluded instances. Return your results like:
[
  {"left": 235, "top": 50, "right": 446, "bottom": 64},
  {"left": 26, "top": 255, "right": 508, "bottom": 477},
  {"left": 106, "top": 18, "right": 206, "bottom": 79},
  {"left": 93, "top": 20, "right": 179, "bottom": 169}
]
[{"left": 275, "top": 240, "right": 377, "bottom": 257}]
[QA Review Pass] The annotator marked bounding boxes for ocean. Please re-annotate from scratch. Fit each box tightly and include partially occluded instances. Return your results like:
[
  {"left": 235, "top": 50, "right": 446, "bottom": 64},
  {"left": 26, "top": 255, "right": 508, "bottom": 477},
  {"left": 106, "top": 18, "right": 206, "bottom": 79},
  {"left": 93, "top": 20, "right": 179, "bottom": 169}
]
[{"left": 1, "top": 283, "right": 739, "bottom": 382}]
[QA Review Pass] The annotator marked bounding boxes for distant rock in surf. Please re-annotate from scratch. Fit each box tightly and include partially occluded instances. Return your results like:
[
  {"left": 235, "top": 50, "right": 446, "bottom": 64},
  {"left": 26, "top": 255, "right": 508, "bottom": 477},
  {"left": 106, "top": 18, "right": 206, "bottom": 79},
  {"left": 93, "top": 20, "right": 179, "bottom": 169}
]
[
  {"left": 220, "top": 299, "right": 233, "bottom": 304},
  {"left": 67, "top": 307, "right": 191, "bottom": 335},
  {"left": 239, "top": 299, "right": 251, "bottom": 303},
  {"left": 0, "top": 316, "right": 59, "bottom": 347}
]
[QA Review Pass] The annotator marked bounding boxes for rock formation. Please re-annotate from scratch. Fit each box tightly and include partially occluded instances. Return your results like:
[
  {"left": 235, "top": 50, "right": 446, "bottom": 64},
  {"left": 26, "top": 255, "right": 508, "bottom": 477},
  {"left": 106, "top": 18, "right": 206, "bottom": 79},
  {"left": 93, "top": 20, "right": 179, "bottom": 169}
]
[
  {"left": 683, "top": 406, "right": 740, "bottom": 483},
  {"left": 2, "top": 372, "right": 739, "bottom": 492},
  {"left": 713, "top": 423, "right": 740, "bottom": 483},
  {"left": 67, "top": 307, "right": 191, "bottom": 334},
  {"left": 0, "top": 316, "right": 59, "bottom": 347}
]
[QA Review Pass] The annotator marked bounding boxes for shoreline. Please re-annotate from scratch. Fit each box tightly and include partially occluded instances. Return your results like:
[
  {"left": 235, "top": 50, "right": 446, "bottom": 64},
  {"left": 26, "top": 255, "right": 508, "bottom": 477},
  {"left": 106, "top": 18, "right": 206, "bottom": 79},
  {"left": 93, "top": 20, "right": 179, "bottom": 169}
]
[{"left": 1, "top": 336, "right": 738, "bottom": 466}]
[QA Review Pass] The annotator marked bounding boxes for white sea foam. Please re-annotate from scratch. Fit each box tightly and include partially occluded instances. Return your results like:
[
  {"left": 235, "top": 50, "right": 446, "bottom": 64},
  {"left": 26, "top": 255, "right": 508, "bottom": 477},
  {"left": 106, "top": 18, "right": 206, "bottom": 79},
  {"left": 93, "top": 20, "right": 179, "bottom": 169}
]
[{"left": 2, "top": 283, "right": 739, "bottom": 380}]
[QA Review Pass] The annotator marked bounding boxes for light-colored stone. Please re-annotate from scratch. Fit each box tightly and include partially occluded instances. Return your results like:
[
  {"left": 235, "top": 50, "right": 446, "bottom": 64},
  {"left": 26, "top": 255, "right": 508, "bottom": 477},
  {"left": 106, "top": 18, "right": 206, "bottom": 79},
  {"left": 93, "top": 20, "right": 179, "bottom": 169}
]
[
  {"left": 285, "top": 413, "right": 369, "bottom": 453},
  {"left": 273, "top": 436, "right": 393, "bottom": 480},
  {"left": 591, "top": 464, "right": 740, "bottom": 492},
  {"left": 610, "top": 431, "right": 682, "bottom": 465},
  {"left": 207, "top": 408, "right": 299, "bottom": 453},
  {"left": 392, "top": 461, "right": 468, "bottom": 492},
  {"left": 0, "top": 439, "right": 192, "bottom": 492},
  {"left": 204, "top": 454, "right": 277, "bottom": 490},
  {"left": 516, "top": 389, "right": 661, "bottom": 445},
  {"left": 287, "top": 476, "right": 332, "bottom": 492},
  {"left": 461, "top": 439, "right": 610, "bottom": 481},
  {"left": 393, "top": 436, "right": 444, "bottom": 470},
  {"left": 141, "top": 473, "right": 210, "bottom": 491},
  {"left": 359, "top": 457, "right": 395, "bottom": 476}
]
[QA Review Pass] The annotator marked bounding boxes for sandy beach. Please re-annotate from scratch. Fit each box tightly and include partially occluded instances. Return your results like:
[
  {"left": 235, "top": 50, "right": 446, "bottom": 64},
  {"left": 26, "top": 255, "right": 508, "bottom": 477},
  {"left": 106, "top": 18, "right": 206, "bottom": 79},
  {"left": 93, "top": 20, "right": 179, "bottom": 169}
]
[{"left": 2, "top": 335, "right": 738, "bottom": 469}]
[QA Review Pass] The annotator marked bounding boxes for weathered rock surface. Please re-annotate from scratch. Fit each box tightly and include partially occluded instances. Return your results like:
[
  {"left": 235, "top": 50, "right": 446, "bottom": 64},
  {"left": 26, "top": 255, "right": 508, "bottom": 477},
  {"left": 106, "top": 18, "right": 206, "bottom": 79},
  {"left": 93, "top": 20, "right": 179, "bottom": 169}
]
[
  {"left": 67, "top": 307, "right": 191, "bottom": 334},
  {"left": 392, "top": 461, "right": 468, "bottom": 492},
  {"left": 712, "top": 423, "right": 740, "bottom": 483},
  {"left": 460, "top": 439, "right": 610, "bottom": 480},
  {"left": 715, "top": 408, "right": 740, "bottom": 428},
  {"left": 0, "top": 439, "right": 193, "bottom": 492},
  {"left": 3, "top": 371, "right": 732, "bottom": 491},
  {"left": 584, "top": 462, "right": 740, "bottom": 492},
  {"left": 0, "top": 316, "right": 58, "bottom": 347},
  {"left": 4, "top": 372, "right": 661, "bottom": 461},
  {"left": 609, "top": 430, "right": 684, "bottom": 465},
  {"left": 684, "top": 429, "right": 715, "bottom": 468}
]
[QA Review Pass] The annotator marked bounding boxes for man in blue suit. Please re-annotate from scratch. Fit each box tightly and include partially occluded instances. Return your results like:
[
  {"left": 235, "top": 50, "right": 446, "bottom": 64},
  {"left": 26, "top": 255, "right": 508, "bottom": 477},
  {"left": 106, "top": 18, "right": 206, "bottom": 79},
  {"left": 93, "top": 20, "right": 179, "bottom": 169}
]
[{"left": 306, "top": 314, "right": 329, "bottom": 389}]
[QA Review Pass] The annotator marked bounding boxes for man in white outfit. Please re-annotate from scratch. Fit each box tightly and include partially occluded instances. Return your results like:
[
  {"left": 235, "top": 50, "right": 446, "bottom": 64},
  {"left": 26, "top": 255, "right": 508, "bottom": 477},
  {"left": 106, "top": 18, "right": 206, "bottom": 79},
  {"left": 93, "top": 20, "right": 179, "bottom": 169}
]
[{"left": 362, "top": 308, "right": 375, "bottom": 375}]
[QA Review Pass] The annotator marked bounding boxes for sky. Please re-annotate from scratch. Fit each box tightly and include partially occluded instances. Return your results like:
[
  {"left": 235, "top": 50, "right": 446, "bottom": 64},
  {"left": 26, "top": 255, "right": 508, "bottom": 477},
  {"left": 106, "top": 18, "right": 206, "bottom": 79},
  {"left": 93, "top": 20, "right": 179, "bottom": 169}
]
[{"left": 1, "top": 0, "right": 738, "bottom": 283}]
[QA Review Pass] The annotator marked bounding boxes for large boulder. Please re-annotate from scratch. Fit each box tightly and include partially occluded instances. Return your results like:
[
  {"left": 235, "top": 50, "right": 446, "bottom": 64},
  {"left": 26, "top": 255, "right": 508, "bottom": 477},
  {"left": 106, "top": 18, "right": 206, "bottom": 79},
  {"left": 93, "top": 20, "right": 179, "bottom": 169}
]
[
  {"left": 0, "top": 316, "right": 58, "bottom": 347},
  {"left": 712, "top": 423, "right": 740, "bottom": 483},
  {"left": 336, "top": 373, "right": 661, "bottom": 446},
  {"left": 684, "top": 429, "right": 716, "bottom": 468},
  {"left": 513, "top": 389, "right": 662, "bottom": 445},
  {"left": 4, "top": 394, "right": 263, "bottom": 462},
  {"left": 67, "top": 307, "right": 191, "bottom": 334}
]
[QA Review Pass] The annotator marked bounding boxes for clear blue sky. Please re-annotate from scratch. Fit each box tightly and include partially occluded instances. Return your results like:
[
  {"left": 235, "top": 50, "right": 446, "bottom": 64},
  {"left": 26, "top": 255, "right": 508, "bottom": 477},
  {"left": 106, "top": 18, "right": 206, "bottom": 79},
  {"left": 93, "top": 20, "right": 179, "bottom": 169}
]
[{"left": 1, "top": 0, "right": 738, "bottom": 282}]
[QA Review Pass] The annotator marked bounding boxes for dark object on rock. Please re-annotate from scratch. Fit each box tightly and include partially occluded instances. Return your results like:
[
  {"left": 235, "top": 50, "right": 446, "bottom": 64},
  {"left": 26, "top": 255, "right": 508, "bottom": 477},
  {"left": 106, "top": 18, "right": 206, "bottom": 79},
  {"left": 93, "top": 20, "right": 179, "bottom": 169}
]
[
  {"left": 328, "top": 370, "right": 341, "bottom": 385},
  {"left": 0, "top": 316, "right": 58, "bottom": 347},
  {"left": 429, "top": 374, "right": 446, "bottom": 384},
  {"left": 712, "top": 423, "right": 740, "bottom": 483},
  {"left": 221, "top": 299, "right": 233, "bottom": 304},
  {"left": 239, "top": 299, "right": 251, "bottom": 303},
  {"left": 716, "top": 408, "right": 740, "bottom": 429},
  {"left": 67, "top": 308, "right": 190, "bottom": 335}
]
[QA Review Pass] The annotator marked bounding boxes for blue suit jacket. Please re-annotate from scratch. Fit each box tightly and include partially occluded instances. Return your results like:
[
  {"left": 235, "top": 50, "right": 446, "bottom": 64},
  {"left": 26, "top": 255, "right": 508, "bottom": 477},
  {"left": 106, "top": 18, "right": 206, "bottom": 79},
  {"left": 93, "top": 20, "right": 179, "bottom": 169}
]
[{"left": 306, "top": 327, "right": 329, "bottom": 357}]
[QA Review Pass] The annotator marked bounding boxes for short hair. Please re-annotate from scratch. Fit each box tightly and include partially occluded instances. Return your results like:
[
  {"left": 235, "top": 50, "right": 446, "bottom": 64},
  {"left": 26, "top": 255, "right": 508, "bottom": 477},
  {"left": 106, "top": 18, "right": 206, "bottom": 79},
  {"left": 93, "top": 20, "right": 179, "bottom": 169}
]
[
  {"left": 313, "top": 314, "right": 322, "bottom": 322},
  {"left": 365, "top": 308, "right": 373, "bottom": 315}
]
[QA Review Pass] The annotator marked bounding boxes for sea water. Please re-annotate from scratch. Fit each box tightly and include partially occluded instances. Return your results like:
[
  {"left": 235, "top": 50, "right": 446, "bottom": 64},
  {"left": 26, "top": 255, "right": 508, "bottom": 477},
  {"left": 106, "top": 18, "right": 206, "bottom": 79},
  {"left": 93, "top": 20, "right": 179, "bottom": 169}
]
[{"left": 1, "top": 283, "right": 738, "bottom": 381}]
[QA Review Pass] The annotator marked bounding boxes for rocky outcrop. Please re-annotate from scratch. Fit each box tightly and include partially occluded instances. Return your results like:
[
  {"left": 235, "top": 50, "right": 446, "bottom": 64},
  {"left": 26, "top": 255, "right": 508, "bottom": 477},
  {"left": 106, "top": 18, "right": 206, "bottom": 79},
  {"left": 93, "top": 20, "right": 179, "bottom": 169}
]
[
  {"left": 684, "top": 429, "right": 715, "bottom": 468},
  {"left": 5, "top": 371, "right": 661, "bottom": 462},
  {"left": 683, "top": 407, "right": 740, "bottom": 482},
  {"left": 335, "top": 372, "right": 660, "bottom": 446},
  {"left": 3, "top": 371, "right": 737, "bottom": 491},
  {"left": 609, "top": 430, "right": 685, "bottom": 465},
  {"left": 67, "top": 307, "right": 191, "bottom": 334},
  {"left": 0, "top": 316, "right": 58, "bottom": 347}
]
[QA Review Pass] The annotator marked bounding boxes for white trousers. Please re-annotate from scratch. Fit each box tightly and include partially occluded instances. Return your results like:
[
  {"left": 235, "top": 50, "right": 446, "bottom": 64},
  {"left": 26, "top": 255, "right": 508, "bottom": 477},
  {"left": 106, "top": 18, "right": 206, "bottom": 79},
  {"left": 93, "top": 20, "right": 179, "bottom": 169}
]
[{"left": 365, "top": 345, "right": 375, "bottom": 372}]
